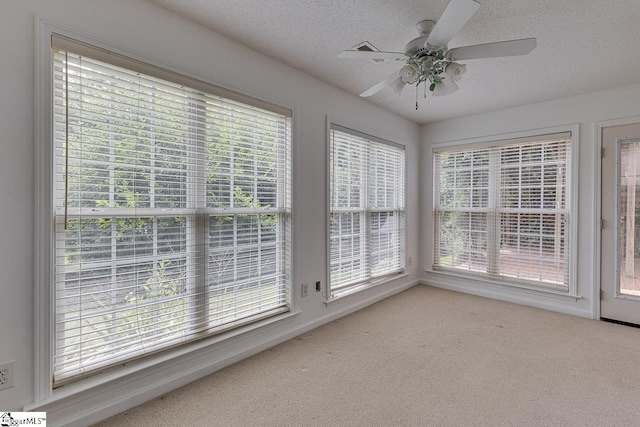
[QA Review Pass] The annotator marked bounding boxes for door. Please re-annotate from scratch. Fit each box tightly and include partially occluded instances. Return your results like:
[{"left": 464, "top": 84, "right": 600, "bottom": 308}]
[{"left": 601, "top": 123, "right": 640, "bottom": 324}]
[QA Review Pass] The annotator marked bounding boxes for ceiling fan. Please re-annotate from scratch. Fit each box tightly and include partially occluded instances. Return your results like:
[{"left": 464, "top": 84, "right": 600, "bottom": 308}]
[{"left": 337, "top": 0, "right": 536, "bottom": 108}]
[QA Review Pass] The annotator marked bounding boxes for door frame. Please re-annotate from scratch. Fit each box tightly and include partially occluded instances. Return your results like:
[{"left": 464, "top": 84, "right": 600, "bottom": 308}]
[{"left": 595, "top": 116, "right": 640, "bottom": 320}]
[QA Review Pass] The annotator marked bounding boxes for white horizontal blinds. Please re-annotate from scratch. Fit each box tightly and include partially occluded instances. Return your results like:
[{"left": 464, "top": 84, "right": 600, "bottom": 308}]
[
  {"left": 330, "top": 130, "right": 366, "bottom": 287},
  {"left": 498, "top": 138, "right": 570, "bottom": 285},
  {"left": 433, "top": 132, "right": 571, "bottom": 289},
  {"left": 330, "top": 127, "right": 405, "bottom": 293},
  {"left": 433, "top": 149, "right": 491, "bottom": 273},
  {"left": 52, "top": 40, "right": 291, "bottom": 384},
  {"left": 368, "top": 141, "right": 406, "bottom": 277}
]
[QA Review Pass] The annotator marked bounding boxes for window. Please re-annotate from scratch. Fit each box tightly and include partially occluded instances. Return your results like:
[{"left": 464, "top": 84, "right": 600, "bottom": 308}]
[
  {"left": 433, "top": 132, "right": 572, "bottom": 290},
  {"left": 329, "top": 125, "right": 405, "bottom": 296},
  {"left": 52, "top": 35, "right": 291, "bottom": 385}
]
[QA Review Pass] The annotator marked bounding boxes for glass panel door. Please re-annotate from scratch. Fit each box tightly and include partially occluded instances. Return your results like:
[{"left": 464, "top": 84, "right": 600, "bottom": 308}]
[
  {"left": 601, "top": 123, "right": 640, "bottom": 324},
  {"left": 619, "top": 141, "right": 640, "bottom": 297}
]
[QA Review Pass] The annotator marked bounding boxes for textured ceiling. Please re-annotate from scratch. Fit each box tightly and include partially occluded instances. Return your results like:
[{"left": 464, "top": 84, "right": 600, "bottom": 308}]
[{"left": 146, "top": 0, "right": 640, "bottom": 124}]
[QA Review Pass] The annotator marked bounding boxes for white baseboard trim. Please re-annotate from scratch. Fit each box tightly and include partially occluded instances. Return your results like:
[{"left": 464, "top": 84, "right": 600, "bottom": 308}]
[
  {"left": 32, "top": 279, "right": 419, "bottom": 427},
  {"left": 420, "top": 277, "right": 592, "bottom": 319}
]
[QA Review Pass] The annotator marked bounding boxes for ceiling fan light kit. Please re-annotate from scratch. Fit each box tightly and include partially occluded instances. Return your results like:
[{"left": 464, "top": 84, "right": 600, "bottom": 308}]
[
  {"left": 337, "top": 0, "right": 536, "bottom": 109},
  {"left": 391, "top": 47, "right": 466, "bottom": 107}
]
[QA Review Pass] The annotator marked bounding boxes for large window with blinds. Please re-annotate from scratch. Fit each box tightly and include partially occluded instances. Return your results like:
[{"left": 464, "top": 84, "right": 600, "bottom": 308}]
[
  {"left": 329, "top": 125, "right": 405, "bottom": 296},
  {"left": 51, "top": 36, "right": 291, "bottom": 384},
  {"left": 432, "top": 132, "right": 572, "bottom": 290}
]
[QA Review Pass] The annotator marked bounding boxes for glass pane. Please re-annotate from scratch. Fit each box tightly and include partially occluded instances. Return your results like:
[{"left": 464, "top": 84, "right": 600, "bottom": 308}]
[
  {"left": 435, "top": 136, "right": 571, "bottom": 288},
  {"left": 53, "top": 47, "right": 291, "bottom": 383},
  {"left": 619, "top": 141, "right": 640, "bottom": 296},
  {"left": 370, "top": 211, "right": 402, "bottom": 276},
  {"left": 435, "top": 211, "right": 488, "bottom": 273},
  {"left": 329, "top": 212, "right": 365, "bottom": 286},
  {"left": 55, "top": 216, "right": 188, "bottom": 375},
  {"left": 498, "top": 212, "right": 566, "bottom": 285},
  {"left": 208, "top": 213, "right": 281, "bottom": 289}
]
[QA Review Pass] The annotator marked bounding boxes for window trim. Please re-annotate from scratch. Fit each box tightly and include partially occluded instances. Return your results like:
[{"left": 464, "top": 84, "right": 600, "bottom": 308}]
[
  {"left": 325, "top": 117, "right": 408, "bottom": 300},
  {"left": 52, "top": 34, "right": 290, "bottom": 117},
  {"left": 35, "top": 20, "right": 296, "bottom": 403},
  {"left": 425, "top": 124, "right": 580, "bottom": 298}
]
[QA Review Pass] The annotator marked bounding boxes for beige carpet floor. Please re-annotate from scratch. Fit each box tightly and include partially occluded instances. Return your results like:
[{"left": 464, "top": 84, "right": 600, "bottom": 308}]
[{"left": 94, "top": 286, "right": 640, "bottom": 426}]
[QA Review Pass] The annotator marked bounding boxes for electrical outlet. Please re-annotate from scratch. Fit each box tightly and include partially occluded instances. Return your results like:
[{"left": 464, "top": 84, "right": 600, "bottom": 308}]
[
  {"left": 315, "top": 281, "right": 321, "bottom": 292},
  {"left": 301, "top": 283, "right": 309, "bottom": 297},
  {"left": 0, "top": 361, "right": 14, "bottom": 391}
]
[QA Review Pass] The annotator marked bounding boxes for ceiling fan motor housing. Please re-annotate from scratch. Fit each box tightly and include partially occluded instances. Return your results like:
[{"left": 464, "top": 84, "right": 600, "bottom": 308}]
[
  {"left": 405, "top": 20, "right": 443, "bottom": 57},
  {"left": 416, "top": 19, "right": 436, "bottom": 36}
]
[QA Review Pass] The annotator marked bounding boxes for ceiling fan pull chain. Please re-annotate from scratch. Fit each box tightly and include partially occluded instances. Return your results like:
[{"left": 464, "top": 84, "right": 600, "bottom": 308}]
[{"left": 415, "top": 84, "right": 419, "bottom": 110}]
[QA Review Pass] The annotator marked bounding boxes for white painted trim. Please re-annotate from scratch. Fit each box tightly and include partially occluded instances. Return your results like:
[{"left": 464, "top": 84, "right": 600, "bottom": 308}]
[
  {"left": 423, "top": 136, "right": 434, "bottom": 272},
  {"left": 594, "top": 115, "right": 640, "bottom": 320},
  {"left": 325, "top": 116, "right": 409, "bottom": 299},
  {"left": 38, "top": 21, "right": 295, "bottom": 117},
  {"left": 34, "top": 16, "right": 55, "bottom": 404},
  {"left": 27, "top": 280, "right": 419, "bottom": 427},
  {"left": 594, "top": 122, "right": 602, "bottom": 320},
  {"left": 290, "top": 111, "right": 299, "bottom": 309},
  {"left": 424, "top": 123, "right": 580, "bottom": 298},
  {"left": 327, "top": 115, "right": 411, "bottom": 150},
  {"left": 568, "top": 124, "right": 580, "bottom": 298},
  {"left": 426, "top": 268, "right": 577, "bottom": 297},
  {"left": 331, "top": 124, "right": 404, "bottom": 149},
  {"left": 416, "top": 131, "right": 425, "bottom": 274},
  {"left": 325, "top": 273, "right": 410, "bottom": 304},
  {"left": 431, "top": 131, "right": 573, "bottom": 154},
  {"left": 26, "top": 311, "right": 301, "bottom": 409},
  {"left": 427, "top": 123, "right": 579, "bottom": 148},
  {"left": 324, "top": 115, "right": 332, "bottom": 300},
  {"left": 33, "top": 17, "right": 298, "bottom": 408},
  {"left": 421, "top": 277, "right": 590, "bottom": 319}
]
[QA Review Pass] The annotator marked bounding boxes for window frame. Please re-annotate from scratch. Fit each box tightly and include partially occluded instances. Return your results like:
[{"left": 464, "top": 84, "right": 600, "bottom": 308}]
[
  {"left": 326, "top": 120, "right": 407, "bottom": 299},
  {"left": 426, "top": 125, "right": 580, "bottom": 297},
  {"left": 34, "top": 23, "right": 296, "bottom": 402}
]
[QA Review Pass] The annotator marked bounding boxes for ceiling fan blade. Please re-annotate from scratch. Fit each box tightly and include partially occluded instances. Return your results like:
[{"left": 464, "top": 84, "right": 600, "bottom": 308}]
[
  {"left": 360, "top": 70, "right": 401, "bottom": 97},
  {"left": 425, "top": 0, "right": 481, "bottom": 49},
  {"left": 446, "top": 38, "right": 537, "bottom": 61},
  {"left": 337, "top": 50, "right": 406, "bottom": 60}
]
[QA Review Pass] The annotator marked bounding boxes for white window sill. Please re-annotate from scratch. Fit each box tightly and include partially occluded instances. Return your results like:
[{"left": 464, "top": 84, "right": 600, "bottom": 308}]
[
  {"left": 26, "top": 309, "right": 301, "bottom": 413},
  {"left": 325, "top": 272, "right": 409, "bottom": 305},
  {"left": 425, "top": 268, "right": 581, "bottom": 301}
]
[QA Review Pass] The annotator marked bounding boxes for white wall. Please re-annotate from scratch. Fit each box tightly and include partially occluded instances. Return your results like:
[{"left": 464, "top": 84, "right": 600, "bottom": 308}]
[
  {"left": 0, "top": 0, "right": 420, "bottom": 423},
  {"left": 421, "top": 82, "right": 640, "bottom": 319}
]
